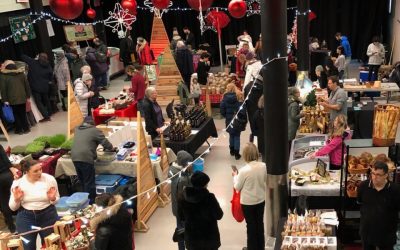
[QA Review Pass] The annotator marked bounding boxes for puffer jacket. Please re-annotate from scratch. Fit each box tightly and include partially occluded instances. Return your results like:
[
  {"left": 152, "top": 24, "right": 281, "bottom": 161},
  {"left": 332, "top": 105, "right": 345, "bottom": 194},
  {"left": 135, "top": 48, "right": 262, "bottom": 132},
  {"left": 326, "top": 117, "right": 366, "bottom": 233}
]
[
  {"left": 73, "top": 78, "right": 91, "bottom": 117},
  {"left": 54, "top": 55, "right": 70, "bottom": 91},
  {"left": 90, "top": 195, "right": 133, "bottom": 250},
  {"left": 0, "top": 67, "right": 31, "bottom": 105},
  {"left": 220, "top": 92, "right": 240, "bottom": 127}
]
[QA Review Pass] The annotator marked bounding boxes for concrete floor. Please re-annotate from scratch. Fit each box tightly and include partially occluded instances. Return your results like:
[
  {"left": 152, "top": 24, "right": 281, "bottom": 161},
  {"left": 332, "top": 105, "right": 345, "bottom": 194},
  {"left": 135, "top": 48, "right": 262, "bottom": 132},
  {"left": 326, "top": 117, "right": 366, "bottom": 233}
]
[{"left": 2, "top": 60, "right": 399, "bottom": 249}]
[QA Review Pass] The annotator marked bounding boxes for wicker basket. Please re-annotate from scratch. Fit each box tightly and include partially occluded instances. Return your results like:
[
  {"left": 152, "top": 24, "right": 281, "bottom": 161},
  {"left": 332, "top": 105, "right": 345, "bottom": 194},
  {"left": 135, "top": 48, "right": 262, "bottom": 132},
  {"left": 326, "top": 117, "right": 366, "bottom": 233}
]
[{"left": 373, "top": 104, "right": 400, "bottom": 147}]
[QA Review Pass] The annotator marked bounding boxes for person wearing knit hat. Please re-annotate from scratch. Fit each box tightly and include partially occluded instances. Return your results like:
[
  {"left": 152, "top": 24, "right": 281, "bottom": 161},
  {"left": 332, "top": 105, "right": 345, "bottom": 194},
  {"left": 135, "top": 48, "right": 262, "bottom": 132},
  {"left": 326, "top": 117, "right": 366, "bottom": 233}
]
[
  {"left": 179, "top": 170, "right": 223, "bottom": 250},
  {"left": 169, "top": 150, "right": 194, "bottom": 250},
  {"left": 74, "top": 72, "right": 94, "bottom": 117}
]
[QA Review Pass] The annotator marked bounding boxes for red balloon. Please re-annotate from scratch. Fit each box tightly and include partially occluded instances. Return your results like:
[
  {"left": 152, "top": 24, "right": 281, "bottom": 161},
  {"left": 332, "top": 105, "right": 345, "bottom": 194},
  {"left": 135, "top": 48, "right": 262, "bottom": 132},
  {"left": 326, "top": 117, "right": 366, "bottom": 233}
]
[
  {"left": 187, "top": 0, "right": 213, "bottom": 11},
  {"left": 122, "top": 0, "right": 137, "bottom": 15},
  {"left": 228, "top": 0, "right": 247, "bottom": 19},
  {"left": 206, "top": 10, "right": 230, "bottom": 29},
  {"left": 151, "top": 0, "right": 170, "bottom": 9},
  {"left": 86, "top": 8, "right": 96, "bottom": 19},
  {"left": 49, "top": 0, "right": 84, "bottom": 20}
]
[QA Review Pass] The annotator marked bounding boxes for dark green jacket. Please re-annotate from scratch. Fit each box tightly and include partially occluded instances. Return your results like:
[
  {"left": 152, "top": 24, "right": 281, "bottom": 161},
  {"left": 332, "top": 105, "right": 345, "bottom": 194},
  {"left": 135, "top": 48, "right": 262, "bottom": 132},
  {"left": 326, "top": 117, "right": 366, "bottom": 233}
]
[{"left": 0, "top": 68, "right": 31, "bottom": 105}]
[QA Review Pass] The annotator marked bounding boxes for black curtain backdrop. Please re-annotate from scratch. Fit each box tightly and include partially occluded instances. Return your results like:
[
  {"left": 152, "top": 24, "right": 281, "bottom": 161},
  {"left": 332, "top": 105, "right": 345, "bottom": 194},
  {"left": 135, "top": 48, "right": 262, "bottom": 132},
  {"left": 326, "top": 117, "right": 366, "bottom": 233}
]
[{"left": 0, "top": 0, "right": 390, "bottom": 64}]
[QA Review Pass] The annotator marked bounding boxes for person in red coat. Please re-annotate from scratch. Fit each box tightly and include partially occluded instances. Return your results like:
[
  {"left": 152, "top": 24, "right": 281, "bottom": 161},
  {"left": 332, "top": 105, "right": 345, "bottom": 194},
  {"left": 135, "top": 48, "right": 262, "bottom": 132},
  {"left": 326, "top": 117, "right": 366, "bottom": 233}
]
[
  {"left": 136, "top": 37, "right": 152, "bottom": 65},
  {"left": 128, "top": 64, "right": 146, "bottom": 115}
]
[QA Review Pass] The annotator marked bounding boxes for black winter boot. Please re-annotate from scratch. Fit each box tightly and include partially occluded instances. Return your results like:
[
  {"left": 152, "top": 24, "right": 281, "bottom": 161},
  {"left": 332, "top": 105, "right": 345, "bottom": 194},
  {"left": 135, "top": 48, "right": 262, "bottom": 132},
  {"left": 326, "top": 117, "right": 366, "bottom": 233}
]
[
  {"left": 235, "top": 150, "right": 241, "bottom": 160},
  {"left": 230, "top": 146, "right": 234, "bottom": 156}
]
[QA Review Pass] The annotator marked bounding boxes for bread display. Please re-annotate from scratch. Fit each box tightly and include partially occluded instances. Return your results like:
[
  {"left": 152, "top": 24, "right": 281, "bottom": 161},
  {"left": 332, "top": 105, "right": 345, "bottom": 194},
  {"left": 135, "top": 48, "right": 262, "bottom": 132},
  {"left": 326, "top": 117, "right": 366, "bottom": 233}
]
[
  {"left": 373, "top": 104, "right": 400, "bottom": 146},
  {"left": 298, "top": 106, "right": 330, "bottom": 134}
]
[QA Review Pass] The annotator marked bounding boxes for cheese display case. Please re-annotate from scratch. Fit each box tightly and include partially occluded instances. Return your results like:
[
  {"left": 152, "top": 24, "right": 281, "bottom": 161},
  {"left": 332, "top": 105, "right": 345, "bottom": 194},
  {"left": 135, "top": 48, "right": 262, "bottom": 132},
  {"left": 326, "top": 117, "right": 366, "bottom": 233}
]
[{"left": 289, "top": 135, "right": 329, "bottom": 169}]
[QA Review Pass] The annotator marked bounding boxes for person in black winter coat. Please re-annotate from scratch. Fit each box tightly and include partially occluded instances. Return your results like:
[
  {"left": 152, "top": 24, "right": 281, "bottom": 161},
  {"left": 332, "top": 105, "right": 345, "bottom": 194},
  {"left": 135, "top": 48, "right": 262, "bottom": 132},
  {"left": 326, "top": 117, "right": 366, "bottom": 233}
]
[
  {"left": 21, "top": 53, "right": 53, "bottom": 121},
  {"left": 253, "top": 95, "right": 265, "bottom": 161},
  {"left": 196, "top": 52, "right": 211, "bottom": 85},
  {"left": 91, "top": 194, "right": 133, "bottom": 250},
  {"left": 141, "top": 87, "right": 165, "bottom": 139},
  {"left": 120, "top": 35, "right": 135, "bottom": 81},
  {"left": 244, "top": 74, "right": 263, "bottom": 143},
  {"left": 221, "top": 83, "right": 247, "bottom": 160},
  {"left": 175, "top": 41, "right": 194, "bottom": 90},
  {"left": 179, "top": 171, "right": 223, "bottom": 250},
  {"left": 0, "top": 145, "right": 18, "bottom": 233}
]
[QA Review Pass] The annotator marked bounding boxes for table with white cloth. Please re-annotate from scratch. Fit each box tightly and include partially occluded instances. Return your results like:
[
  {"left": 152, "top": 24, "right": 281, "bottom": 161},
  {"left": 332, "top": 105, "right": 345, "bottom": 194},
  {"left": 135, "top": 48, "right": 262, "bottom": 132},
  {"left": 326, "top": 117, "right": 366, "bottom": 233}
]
[
  {"left": 343, "top": 82, "right": 400, "bottom": 103},
  {"left": 55, "top": 148, "right": 177, "bottom": 181}
]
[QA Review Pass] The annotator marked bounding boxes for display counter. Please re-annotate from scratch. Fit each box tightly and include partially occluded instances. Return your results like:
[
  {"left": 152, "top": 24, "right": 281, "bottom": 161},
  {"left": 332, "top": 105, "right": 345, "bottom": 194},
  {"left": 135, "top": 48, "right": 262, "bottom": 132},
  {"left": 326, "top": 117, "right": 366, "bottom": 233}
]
[
  {"left": 343, "top": 82, "right": 400, "bottom": 103},
  {"left": 289, "top": 134, "right": 329, "bottom": 169}
]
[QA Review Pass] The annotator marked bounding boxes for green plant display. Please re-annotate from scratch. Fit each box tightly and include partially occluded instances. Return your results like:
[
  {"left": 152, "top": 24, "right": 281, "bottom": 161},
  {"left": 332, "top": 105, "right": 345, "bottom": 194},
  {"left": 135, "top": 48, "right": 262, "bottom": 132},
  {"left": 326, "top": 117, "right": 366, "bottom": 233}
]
[
  {"left": 49, "top": 134, "right": 67, "bottom": 148},
  {"left": 60, "top": 138, "right": 74, "bottom": 150},
  {"left": 304, "top": 89, "right": 317, "bottom": 107},
  {"left": 11, "top": 145, "right": 27, "bottom": 155},
  {"left": 34, "top": 136, "right": 51, "bottom": 144},
  {"left": 25, "top": 141, "right": 46, "bottom": 154}
]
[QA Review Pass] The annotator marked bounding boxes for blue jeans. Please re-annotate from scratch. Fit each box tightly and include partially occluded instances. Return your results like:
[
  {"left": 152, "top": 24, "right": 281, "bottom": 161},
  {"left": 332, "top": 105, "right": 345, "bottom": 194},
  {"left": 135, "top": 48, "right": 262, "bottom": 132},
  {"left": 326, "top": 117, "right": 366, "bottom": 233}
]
[
  {"left": 229, "top": 133, "right": 241, "bottom": 151},
  {"left": 95, "top": 73, "right": 108, "bottom": 88},
  {"left": 73, "top": 161, "right": 96, "bottom": 203},
  {"left": 176, "top": 217, "right": 185, "bottom": 250},
  {"left": 16, "top": 205, "right": 58, "bottom": 250}
]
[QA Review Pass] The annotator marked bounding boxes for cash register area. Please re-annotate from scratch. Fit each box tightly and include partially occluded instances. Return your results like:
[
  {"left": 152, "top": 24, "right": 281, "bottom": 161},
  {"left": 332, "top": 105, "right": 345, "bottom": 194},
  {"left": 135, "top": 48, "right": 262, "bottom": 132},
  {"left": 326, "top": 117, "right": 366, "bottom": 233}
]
[{"left": 3, "top": 61, "right": 400, "bottom": 249}]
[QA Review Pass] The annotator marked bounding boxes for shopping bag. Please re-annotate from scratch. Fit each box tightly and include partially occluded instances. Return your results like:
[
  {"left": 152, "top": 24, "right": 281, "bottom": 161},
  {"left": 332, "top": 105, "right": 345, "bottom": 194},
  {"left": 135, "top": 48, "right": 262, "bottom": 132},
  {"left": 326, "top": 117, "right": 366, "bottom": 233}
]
[
  {"left": 231, "top": 189, "right": 244, "bottom": 222},
  {"left": 2, "top": 104, "right": 14, "bottom": 123}
]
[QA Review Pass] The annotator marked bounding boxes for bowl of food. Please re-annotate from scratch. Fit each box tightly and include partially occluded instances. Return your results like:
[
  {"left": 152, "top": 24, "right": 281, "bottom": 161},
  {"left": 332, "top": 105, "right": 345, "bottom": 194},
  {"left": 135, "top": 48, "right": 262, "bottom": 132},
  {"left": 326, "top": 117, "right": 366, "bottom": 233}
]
[{"left": 295, "top": 178, "right": 307, "bottom": 186}]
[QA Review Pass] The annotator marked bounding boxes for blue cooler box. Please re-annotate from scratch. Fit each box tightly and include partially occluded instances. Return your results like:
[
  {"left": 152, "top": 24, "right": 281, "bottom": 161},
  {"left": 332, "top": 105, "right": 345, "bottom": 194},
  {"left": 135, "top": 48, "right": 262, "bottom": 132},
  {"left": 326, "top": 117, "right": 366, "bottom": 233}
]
[
  {"left": 192, "top": 159, "right": 204, "bottom": 172},
  {"left": 96, "top": 174, "right": 123, "bottom": 194},
  {"left": 66, "top": 192, "right": 89, "bottom": 209}
]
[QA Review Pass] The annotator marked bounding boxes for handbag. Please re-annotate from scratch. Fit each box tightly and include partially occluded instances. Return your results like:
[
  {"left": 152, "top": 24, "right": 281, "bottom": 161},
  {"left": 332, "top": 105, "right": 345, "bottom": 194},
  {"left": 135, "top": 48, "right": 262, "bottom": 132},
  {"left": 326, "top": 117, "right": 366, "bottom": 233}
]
[
  {"left": 172, "top": 227, "right": 185, "bottom": 242},
  {"left": 231, "top": 188, "right": 244, "bottom": 222},
  {"left": 2, "top": 104, "right": 14, "bottom": 123}
]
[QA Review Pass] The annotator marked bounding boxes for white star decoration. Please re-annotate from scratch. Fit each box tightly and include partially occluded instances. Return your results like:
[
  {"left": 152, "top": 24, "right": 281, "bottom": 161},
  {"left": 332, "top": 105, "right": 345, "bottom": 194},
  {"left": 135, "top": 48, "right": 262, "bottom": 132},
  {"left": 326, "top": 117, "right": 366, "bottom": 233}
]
[
  {"left": 143, "top": 0, "right": 173, "bottom": 17},
  {"left": 103, "top": 3, "right": 136, "bottom": 39},
  {"left": 199, "top": 10, "right": 217, "bottom": 34},
  {"left": 247, "top": 0, "right": 260, "bottom": 16}
]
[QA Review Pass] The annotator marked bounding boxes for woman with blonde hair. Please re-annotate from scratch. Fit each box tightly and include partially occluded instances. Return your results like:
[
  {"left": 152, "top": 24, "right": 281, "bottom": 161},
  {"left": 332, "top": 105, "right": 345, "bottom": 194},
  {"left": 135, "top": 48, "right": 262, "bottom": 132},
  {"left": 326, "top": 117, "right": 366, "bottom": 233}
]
[
  {"left": 233, "top": 142, "right": 267, "bottom": 250},
  {"left": 310, "top": 114, "right": 351, "bottom": 169},
  {"left": 221, "top": 83, "right": 247, "bottom": 160}
]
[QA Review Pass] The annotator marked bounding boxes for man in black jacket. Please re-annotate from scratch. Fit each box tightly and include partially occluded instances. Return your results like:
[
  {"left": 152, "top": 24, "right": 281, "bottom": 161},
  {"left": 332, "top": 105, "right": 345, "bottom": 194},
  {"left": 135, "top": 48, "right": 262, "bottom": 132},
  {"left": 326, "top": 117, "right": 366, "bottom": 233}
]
[
  {"left": 141, "top": 87, "right": 165, "bottom": 140},
  {"left": 183, "top": 27, "right": 195, "bottom": 50},
  {"left": 357, "top": 161, "right": 400, "bottom": 250}
]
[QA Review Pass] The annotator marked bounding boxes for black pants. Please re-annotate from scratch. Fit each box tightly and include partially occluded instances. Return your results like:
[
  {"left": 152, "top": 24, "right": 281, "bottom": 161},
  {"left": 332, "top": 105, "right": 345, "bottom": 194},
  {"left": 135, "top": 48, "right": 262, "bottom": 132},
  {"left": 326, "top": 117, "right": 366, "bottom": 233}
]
[
  {"left": 368, "top": 64, "right": 380, "bottom": 81},
  {"left": 0, "top": 170, "right": 14, "bottom": 229},
  {"left": 11, "top": 103, "right": 29, "bottom": 133},
  {"left": 73, "top": 161, "right": 96, "bottom": 203},
  {"left": 363, "top": 243, "right": 394, "bottom": 250},
  {"left": 60, "top": 90, "right": 67, "bottom": 110},
  {"left": 242, "top": 201, "right": 265, "bottom": 250},
  {"left": 32, "top": 91, "right": 50, "bottom": 119}
]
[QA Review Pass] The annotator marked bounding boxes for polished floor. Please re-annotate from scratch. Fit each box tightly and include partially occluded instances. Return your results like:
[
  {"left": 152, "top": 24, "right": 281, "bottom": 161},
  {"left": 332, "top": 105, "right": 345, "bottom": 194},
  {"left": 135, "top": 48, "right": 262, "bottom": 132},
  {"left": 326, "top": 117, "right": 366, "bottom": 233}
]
[{"left": 2, "top": 61, "right": 399, "bottom": 249}]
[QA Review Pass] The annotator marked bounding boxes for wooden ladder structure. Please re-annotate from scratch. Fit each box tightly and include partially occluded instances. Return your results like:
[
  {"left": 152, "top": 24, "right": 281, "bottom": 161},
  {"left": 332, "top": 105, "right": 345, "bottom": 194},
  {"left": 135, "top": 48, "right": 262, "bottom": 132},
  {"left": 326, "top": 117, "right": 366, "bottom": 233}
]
[{"left": 150, "top": 15, "right": 183, "bottom": 106}]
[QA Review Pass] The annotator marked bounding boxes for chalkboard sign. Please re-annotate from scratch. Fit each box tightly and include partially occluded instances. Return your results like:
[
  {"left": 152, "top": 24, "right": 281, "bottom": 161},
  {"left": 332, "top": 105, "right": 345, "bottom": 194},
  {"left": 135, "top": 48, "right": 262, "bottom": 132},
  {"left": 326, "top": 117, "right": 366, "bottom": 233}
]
[
  {"left": 63, "top": 25, "right": 95, "bottom": 42},
  {"left": 316, "top": 158, "right": 327, "bottom": 177},
  {"left": 9, "top": 15, "right": 36, "bottom": 44}
]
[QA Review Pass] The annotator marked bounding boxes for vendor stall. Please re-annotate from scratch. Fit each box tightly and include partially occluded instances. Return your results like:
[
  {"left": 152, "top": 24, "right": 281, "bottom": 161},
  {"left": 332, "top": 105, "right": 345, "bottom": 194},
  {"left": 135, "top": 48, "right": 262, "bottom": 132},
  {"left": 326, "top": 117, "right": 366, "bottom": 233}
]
[
  {"left": 153, "top": 117, "right": 218, "bottom": 156},
  {"left": 92, "top": 101, "right": 137, "bottom": 125}
]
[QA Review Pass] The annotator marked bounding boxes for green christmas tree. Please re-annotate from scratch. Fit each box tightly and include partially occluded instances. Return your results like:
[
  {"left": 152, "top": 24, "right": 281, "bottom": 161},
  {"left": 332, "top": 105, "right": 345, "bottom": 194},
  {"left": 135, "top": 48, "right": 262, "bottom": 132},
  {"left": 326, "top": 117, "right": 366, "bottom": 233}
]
[{"left": 304, "top": 89, "right": 317, "bottom": 107}]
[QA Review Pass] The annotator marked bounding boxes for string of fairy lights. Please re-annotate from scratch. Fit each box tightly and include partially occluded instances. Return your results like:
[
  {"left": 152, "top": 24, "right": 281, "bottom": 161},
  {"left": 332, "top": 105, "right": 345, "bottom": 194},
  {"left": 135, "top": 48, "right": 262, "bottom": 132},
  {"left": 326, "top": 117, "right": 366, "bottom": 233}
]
[
  {"left": 5, "top": 53, "right": 287, "bottom": 243},
  {"left": 0, "top": 5, "right": 303, "bottom": 43}
]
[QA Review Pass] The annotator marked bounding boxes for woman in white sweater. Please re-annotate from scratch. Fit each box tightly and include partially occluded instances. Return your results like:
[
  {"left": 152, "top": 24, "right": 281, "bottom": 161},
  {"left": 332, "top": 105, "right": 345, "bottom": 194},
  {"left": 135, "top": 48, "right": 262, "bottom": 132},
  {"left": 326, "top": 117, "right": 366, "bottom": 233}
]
[
  {"left": 9, "top": 160, "right": 59, "bottom": 250},
  {"left": 233, "top": 142, "right": 267, "bottom": 250}
]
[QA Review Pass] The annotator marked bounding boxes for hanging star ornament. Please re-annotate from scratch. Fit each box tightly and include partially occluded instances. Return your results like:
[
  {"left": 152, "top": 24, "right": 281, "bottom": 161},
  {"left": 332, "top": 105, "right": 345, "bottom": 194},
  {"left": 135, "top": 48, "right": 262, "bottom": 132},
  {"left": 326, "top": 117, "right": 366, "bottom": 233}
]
[
  {"left": 143, "top": 0, "right": 173, "bottom": 17},
  {"left": 103, "top": 3, "right": 136, "bottom": 39},
  {"left": 246, "top": 0, "right": 260, "bottom": 16},
  {"left": 199, "top": 9, "right": 217, "bottom": 35}
]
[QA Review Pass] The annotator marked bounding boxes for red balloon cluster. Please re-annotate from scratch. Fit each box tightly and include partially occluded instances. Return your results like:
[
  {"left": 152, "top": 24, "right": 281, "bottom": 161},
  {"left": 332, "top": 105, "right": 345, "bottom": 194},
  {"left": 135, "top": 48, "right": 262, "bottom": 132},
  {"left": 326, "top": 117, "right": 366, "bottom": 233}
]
[
  {"left": 205, "top": 10, "right": 230, "bottom": 29},
  {"left": 187, "top": 0, "right": 213, "bottom": 11},
  {"left": 152, "top": 0, "right": 170, "bottom": 9},
  {"left": 49, "top": 0, "right": 84, "bottom": 20},
  {"left": 122, "top": 0, "right": 137, "bottom": 15},
  {"left": 228, "top": 0, "right": 247, "bottom": 19},
  {"left": 86, "top": 8, "right": 96, "bottom": 19}
]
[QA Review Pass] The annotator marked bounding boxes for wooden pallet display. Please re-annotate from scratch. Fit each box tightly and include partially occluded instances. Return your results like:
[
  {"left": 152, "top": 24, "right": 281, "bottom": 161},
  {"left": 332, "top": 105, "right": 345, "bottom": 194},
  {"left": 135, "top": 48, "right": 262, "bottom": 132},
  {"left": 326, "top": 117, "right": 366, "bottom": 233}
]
[
  {"left": 6, "top": 238, "right": 23, "bottom": 250},
  {"left": 53, "top": 221, "right": 71, "bottom": 242},
  {"left": 44, "top": 233, "right": 62, "bottom": 250},
  {"left": 149, "top": 14, "right": 170, "bottom": 62},
  {"left": 67, "top": 81, "right": 83, "bottom": 139},
  {"left": 135, "top": 112, "right": 158, "bottom": 232},
  {"left": 157, "top": 133, "right": 171, "bottom": 207}
]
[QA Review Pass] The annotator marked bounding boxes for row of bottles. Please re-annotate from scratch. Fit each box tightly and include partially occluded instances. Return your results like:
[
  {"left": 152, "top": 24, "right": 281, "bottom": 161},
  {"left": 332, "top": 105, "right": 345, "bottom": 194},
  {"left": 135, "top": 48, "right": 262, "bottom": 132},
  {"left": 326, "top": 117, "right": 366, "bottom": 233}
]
[{"left": 184, "top": 104, "right": 207, "bottom": 128}]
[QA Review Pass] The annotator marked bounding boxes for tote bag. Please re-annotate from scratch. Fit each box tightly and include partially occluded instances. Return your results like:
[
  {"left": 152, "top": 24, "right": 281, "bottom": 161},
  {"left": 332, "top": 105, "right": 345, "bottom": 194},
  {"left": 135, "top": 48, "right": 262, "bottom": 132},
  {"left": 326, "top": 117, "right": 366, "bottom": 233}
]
[
  {"left": 2, "top": 104, "right": 14, "bottom": 123},
  {"left": 231, "top": 189, "right": 244, "bottom": 222}
]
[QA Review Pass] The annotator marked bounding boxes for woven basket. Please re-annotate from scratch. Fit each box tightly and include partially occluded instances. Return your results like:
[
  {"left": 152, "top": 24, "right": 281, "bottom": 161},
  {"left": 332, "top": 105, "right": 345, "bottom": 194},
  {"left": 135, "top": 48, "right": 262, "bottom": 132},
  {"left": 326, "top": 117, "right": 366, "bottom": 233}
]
[{"left": 373, "top": 104, "right": 400, "bottom": 146}]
